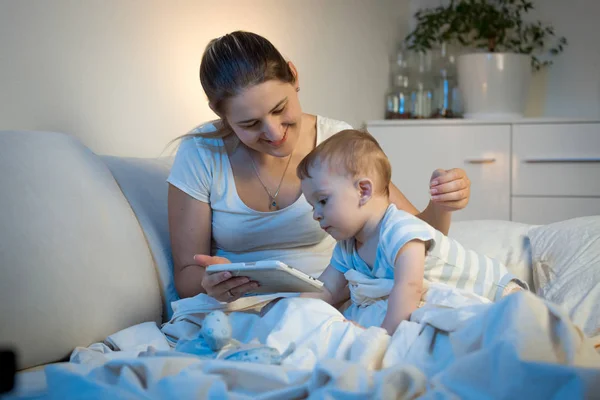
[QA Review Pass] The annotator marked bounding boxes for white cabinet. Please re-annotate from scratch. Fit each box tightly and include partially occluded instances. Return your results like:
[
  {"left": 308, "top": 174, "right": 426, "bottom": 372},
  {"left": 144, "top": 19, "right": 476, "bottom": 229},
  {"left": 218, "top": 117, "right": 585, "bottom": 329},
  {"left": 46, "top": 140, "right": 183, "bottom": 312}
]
[
  {"left": 512, "top": 123, "right": 600, "bottom": 197},
  {"left": 367, "top": 119, "right": 600, "bottom": 224},
  {"left": 369, "top": 123, "right": 511, "bottom": 221}
]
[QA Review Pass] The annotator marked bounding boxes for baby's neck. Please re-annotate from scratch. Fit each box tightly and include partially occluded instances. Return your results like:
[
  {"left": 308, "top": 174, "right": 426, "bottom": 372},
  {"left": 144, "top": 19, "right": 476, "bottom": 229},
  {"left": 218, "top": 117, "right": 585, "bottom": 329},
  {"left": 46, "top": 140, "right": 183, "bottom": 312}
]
[{"left": 354, "top": 197, "right": 390, "bottom": 246}]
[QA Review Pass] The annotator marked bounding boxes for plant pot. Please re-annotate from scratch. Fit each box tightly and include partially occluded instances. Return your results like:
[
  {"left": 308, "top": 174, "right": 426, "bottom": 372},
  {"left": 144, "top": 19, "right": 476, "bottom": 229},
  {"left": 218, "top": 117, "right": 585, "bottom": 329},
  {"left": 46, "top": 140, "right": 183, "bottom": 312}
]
[{"left": 457, "top": 53, "right": 531, "bottom": 119}]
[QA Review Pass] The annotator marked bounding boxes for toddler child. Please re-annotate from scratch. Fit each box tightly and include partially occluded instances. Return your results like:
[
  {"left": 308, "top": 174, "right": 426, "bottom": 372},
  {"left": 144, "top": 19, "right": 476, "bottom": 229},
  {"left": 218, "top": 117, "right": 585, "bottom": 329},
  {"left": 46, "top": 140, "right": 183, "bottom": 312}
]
[{"left": 297, "top": 129, "right": 526, "bottom": 335}]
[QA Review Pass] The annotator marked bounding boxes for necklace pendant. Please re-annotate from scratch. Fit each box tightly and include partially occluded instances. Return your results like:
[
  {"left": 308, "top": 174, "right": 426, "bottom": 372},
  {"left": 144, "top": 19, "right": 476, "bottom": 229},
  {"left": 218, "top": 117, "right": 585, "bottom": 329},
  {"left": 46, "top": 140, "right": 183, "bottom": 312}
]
[{"left": 270, "top": 200, "right": 277, "bottom": 210}]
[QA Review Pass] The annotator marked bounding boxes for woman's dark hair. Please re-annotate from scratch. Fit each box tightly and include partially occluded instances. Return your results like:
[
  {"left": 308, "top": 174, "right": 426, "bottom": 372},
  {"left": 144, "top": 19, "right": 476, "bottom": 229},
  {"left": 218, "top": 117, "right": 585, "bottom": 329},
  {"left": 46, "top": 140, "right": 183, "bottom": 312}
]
[
  {"left": 173, "top": 31, "right": 296, "bottom": 146},
  {"left": 201, "top": 31, "right": 295, "bottom": 114}
]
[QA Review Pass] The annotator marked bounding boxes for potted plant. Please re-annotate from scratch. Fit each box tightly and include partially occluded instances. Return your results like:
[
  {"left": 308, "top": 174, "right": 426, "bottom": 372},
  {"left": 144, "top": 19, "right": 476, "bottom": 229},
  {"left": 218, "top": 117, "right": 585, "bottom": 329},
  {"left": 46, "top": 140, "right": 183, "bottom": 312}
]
[{"left": 405, "top": 0, "right": 567, "bottom": 119}]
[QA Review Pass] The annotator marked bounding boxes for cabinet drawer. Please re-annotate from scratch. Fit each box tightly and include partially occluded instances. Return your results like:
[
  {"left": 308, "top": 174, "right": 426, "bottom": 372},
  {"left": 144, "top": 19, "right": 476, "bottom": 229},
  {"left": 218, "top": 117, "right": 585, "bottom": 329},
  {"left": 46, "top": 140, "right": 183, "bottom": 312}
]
[
  {"left": 512, "top": 197, "right": 600, "bottom": 225},
  {"left": 368, "top": 124, "right": 510, "bottom": 221},
  {"left": 512, "top": 123, "right": 600, "bottom": 196}
]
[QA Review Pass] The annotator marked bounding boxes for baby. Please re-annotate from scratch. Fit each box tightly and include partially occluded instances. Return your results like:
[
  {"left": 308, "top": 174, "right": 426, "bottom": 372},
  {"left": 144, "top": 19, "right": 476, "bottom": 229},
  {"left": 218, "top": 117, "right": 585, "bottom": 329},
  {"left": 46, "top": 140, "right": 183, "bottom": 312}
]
[{"left": 297, "top": 129, "right": 526, "bottom": 335}]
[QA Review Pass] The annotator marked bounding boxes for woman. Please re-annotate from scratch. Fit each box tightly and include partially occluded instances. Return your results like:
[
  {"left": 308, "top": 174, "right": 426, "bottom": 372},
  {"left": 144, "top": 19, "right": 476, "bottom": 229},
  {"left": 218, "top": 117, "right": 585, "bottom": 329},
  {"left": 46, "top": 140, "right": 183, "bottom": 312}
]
[{"left": 168, "top": 31, "right": 471, "bottom": 303}]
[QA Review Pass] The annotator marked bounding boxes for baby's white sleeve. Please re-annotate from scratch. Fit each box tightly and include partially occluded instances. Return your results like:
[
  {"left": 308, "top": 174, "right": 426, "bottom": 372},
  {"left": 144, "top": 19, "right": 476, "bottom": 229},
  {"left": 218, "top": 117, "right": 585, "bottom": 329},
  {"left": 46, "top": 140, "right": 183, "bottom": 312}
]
[{"left": 167, "top": 138, "right": 212, "bottom": 203}]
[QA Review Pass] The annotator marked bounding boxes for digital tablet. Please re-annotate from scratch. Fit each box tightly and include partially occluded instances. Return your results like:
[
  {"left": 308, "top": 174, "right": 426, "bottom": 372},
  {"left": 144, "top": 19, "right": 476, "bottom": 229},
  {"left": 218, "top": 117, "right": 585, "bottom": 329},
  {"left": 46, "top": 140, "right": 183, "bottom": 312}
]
[{"left": 206, "top": 260, "right": 324, "bottom": 295}]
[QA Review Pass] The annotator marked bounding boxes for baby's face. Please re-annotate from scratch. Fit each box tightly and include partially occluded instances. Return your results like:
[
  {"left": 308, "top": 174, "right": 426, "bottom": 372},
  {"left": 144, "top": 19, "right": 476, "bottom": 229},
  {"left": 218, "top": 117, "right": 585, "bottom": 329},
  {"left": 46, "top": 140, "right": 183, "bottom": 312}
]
[{"left": 301, "top": 163, "right": 364, "bottom": 241}]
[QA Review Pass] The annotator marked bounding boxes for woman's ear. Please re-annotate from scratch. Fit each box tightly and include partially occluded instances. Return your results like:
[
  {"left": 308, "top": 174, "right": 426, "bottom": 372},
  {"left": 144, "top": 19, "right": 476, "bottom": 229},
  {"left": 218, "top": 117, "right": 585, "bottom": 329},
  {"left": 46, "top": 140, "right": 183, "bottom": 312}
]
[
  {"left": 288, "top": 61, "right": 300, "bottom": 91},
  {"left": 356, "top": 178, "right": 373, "bottom": 206}
]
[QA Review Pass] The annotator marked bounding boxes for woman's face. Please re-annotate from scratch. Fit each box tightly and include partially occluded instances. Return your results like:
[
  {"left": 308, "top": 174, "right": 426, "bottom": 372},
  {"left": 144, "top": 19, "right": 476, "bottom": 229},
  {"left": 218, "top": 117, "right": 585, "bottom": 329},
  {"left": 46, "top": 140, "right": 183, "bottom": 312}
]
[{"left": 221, "top": 78, "right": 302, "bottom": 158}]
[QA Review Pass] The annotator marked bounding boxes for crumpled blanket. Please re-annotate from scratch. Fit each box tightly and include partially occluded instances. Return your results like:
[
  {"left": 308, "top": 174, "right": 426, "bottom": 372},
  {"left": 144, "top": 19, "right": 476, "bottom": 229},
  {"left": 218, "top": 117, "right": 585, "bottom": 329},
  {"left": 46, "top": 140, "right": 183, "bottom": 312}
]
[{"left": 10, "top": 286, "right": 600, "bottom": 399}]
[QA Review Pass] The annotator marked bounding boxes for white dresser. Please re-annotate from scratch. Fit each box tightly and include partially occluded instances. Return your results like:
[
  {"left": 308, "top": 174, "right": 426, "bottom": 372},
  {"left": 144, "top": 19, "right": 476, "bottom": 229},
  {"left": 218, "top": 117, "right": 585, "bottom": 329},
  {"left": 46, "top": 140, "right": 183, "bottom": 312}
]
[{"left": 366, "top": 119, "right": 600, "bottom": 225}]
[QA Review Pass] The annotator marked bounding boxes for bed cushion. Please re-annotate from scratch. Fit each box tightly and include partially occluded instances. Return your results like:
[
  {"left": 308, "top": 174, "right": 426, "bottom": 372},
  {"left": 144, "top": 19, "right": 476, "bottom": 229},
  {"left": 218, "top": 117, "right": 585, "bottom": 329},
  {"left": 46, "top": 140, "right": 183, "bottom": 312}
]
[{"left": 528, "top": 216, "right": 600, "bottom": 337}]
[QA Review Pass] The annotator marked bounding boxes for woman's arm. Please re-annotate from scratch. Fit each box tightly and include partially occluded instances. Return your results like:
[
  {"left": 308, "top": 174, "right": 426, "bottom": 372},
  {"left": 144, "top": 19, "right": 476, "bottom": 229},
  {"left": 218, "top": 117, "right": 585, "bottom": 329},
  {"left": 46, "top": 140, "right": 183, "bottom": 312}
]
[
  {"left": 168, "top": 185, "right": 254, "bottom": 299},
  {"left": 381, "top": 240, "right": 425, "bottom": 335},
  {"left": 388, "top": 168, "right": 471, "bottom": 235},
  {"left": 168, "top": 184, "right": 213, "bottom": 298}
]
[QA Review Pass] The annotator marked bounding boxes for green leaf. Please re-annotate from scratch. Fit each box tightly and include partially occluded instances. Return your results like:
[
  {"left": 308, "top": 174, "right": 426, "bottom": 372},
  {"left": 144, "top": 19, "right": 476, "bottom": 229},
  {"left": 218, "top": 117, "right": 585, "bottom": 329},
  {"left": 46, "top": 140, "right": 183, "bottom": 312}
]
[{"left": 402, "top": 0, "right": 566, "bottom": 69}]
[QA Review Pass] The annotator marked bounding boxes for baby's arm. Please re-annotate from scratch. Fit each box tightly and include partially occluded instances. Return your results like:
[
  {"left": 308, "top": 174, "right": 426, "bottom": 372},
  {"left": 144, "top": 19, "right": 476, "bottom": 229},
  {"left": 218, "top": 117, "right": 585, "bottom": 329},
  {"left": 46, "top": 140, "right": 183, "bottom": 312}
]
[
  {"left": 301, "top": 265, "right": 349, "bottom": 305},
  {"left": 381, "top": 240, "right": 426, "bottom": 335}
]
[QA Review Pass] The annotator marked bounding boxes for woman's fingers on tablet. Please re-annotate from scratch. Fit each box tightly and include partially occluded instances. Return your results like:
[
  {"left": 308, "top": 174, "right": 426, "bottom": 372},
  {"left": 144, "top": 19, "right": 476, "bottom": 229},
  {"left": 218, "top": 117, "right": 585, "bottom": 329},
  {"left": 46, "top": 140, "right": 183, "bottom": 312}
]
[
  {"left": 205, "top": 271, "right": 234, "bottom": 287},
  {"left": 209, "top": 278, "right": 257, "bottom": 302},
  {"left": 227, "top": 280, "right": 259, "bottom": 298},
  {"left": 218, "top": 277, "right": 253, "bottom": 292}
]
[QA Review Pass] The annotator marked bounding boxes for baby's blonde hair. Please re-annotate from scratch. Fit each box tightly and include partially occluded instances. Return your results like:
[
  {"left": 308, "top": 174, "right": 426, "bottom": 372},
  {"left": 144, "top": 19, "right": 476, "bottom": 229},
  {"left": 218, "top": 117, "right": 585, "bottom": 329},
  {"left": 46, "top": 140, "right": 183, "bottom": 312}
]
[{"left": 297, "top": 129, "right": 392, "bottom": 197}]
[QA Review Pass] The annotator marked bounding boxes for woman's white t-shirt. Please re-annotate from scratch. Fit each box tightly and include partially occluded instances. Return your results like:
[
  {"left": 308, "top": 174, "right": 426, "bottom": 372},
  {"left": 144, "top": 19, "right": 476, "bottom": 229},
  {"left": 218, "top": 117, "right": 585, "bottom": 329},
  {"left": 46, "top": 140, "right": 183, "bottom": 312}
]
[{"left": 167, "top": 115, "right": 352, "bottom": 277}]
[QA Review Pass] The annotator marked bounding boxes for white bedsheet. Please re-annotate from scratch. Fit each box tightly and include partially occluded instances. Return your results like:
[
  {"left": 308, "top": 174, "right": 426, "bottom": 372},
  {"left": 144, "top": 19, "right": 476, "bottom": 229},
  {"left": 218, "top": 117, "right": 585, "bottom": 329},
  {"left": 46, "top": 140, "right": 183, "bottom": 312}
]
[{"left": 10, "top": 288, "right": 600, "bottom": 399}]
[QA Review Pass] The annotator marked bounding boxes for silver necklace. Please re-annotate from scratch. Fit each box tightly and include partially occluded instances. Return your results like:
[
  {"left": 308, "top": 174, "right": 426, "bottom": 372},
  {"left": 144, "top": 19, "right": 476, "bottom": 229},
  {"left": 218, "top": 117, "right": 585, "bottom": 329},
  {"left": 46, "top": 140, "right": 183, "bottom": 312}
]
[{"left": 247, "top": 147, "right": 295, "bottom": 211}]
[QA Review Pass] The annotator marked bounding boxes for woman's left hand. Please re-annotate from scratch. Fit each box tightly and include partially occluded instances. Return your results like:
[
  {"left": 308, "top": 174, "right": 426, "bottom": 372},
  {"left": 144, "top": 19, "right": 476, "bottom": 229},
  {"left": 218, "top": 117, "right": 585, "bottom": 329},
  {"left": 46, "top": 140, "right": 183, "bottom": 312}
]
[{"left": 429, "top": 168, "right": 471, "bottom": 212}]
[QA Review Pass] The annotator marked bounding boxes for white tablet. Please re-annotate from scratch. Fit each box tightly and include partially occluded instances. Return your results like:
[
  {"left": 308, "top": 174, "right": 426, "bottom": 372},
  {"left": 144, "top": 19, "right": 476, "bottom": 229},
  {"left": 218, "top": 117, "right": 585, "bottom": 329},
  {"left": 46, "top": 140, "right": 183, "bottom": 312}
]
[{"left": 206, "top": 260, "right": 324, "bottom": 295}]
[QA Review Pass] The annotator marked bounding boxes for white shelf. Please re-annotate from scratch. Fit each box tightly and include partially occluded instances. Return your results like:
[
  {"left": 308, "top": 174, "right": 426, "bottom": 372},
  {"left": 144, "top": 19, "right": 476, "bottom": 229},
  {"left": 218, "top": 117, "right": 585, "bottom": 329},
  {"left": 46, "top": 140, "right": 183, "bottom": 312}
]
[
  {"left": 366, "top": 118, "right": 600, "bottom": 127},
  {"left": 367, "top": 120, "right": 600, "bottom": 224}
]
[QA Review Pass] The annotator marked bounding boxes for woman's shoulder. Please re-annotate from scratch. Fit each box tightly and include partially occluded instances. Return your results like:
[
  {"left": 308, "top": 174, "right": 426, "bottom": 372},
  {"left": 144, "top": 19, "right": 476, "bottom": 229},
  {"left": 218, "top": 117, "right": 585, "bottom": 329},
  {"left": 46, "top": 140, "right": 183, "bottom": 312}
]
[
  {"left": 316, "top": 115, "right": 353, "bottom": 143},
  {"left": 168, "top": 121, "right": 230, "bottom": 196},
  {"left": 171, "top": 121, "right": 228, "bottom": 171}
]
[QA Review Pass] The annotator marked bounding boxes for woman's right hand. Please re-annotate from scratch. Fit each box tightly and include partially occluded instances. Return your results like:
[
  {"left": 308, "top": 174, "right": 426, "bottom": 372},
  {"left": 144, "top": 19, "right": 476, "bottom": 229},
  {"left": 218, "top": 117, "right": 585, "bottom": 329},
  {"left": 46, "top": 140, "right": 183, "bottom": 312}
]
[{"left": 194, "top": 254, "right": 259, "bottom": 302}]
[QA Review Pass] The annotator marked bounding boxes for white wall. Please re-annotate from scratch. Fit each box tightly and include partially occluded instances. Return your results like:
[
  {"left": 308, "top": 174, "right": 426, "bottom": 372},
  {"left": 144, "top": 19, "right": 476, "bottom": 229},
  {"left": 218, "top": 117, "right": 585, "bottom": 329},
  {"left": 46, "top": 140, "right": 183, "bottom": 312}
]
[
  {"left": 408, "top": 0, "right": 600, "bottom": 119},
  {"left": 0, "top": 0, "right": 408, "bottom": 157},
  {"left": 534, "top": 0, "right": 600, "bottom": 118}
]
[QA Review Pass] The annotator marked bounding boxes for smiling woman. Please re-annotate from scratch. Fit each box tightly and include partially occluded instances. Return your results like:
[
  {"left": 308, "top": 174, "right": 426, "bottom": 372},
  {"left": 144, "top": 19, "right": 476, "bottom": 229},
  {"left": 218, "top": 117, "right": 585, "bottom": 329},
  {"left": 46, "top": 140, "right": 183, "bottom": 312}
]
[{"left": 167, "top": 31, "right": 473, "bottom": 303}]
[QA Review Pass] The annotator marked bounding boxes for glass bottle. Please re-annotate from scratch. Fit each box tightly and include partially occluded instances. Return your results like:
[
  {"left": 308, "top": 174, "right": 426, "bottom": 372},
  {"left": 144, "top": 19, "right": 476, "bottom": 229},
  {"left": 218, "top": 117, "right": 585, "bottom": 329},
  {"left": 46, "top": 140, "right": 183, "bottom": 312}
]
[
  {"left": 431, "top": 43, "right": 462, "bottom": 118},
  {"left": 408, "top": 51, "right": 434, "bottom": 118},
  {"left": 385, "top": 46, "right": 413, "bottom": 119}
]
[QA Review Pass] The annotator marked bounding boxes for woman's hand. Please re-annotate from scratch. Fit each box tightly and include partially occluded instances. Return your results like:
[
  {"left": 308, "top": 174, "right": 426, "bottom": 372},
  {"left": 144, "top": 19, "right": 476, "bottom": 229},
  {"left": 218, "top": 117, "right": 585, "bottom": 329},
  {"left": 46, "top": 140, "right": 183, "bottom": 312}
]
[
  {"left": 429, "top": 168, "right": 471, "bottom": 212},
  {"left": 194, "top": 254, "right": 259, "bottom": 302}
]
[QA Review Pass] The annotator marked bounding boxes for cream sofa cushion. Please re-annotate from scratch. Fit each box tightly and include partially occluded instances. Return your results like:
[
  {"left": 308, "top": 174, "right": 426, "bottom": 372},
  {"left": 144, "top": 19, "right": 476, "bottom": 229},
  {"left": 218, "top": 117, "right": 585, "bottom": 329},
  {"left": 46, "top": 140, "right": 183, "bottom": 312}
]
[
  {"left": 0, "top": 131, "right": 162, "bottom": 370},
  {"left": 101, "top": 155, "right": 178, "bottom": 320}
]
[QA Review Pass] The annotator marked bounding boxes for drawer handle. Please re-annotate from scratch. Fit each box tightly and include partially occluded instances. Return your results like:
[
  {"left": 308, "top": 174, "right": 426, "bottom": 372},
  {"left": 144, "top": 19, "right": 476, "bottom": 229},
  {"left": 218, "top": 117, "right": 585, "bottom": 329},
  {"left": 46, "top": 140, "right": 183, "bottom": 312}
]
[
  {"left": 464, "top": 157, "right": 496, "bottom": 164},
  {"left": 523, "top": 157, "right": 600, "bottom": 163}
]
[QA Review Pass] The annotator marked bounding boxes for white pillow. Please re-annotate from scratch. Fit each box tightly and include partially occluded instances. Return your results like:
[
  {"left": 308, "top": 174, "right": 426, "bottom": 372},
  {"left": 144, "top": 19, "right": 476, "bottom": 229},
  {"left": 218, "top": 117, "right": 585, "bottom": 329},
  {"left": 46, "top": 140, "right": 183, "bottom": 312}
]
[
  {"left": 449, "top": 220, "right": 534, "bottom": 288},
  {"left": 528, "top": 216, "right": 600, "bottom": 337}
]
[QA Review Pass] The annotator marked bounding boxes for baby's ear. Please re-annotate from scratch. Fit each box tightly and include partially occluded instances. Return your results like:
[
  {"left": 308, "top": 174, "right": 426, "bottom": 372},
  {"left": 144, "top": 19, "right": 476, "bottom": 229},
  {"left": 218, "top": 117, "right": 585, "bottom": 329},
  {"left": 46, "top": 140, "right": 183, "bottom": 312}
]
[{"left": 356, "top": 178, "right": 373, "bottom": 206}]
